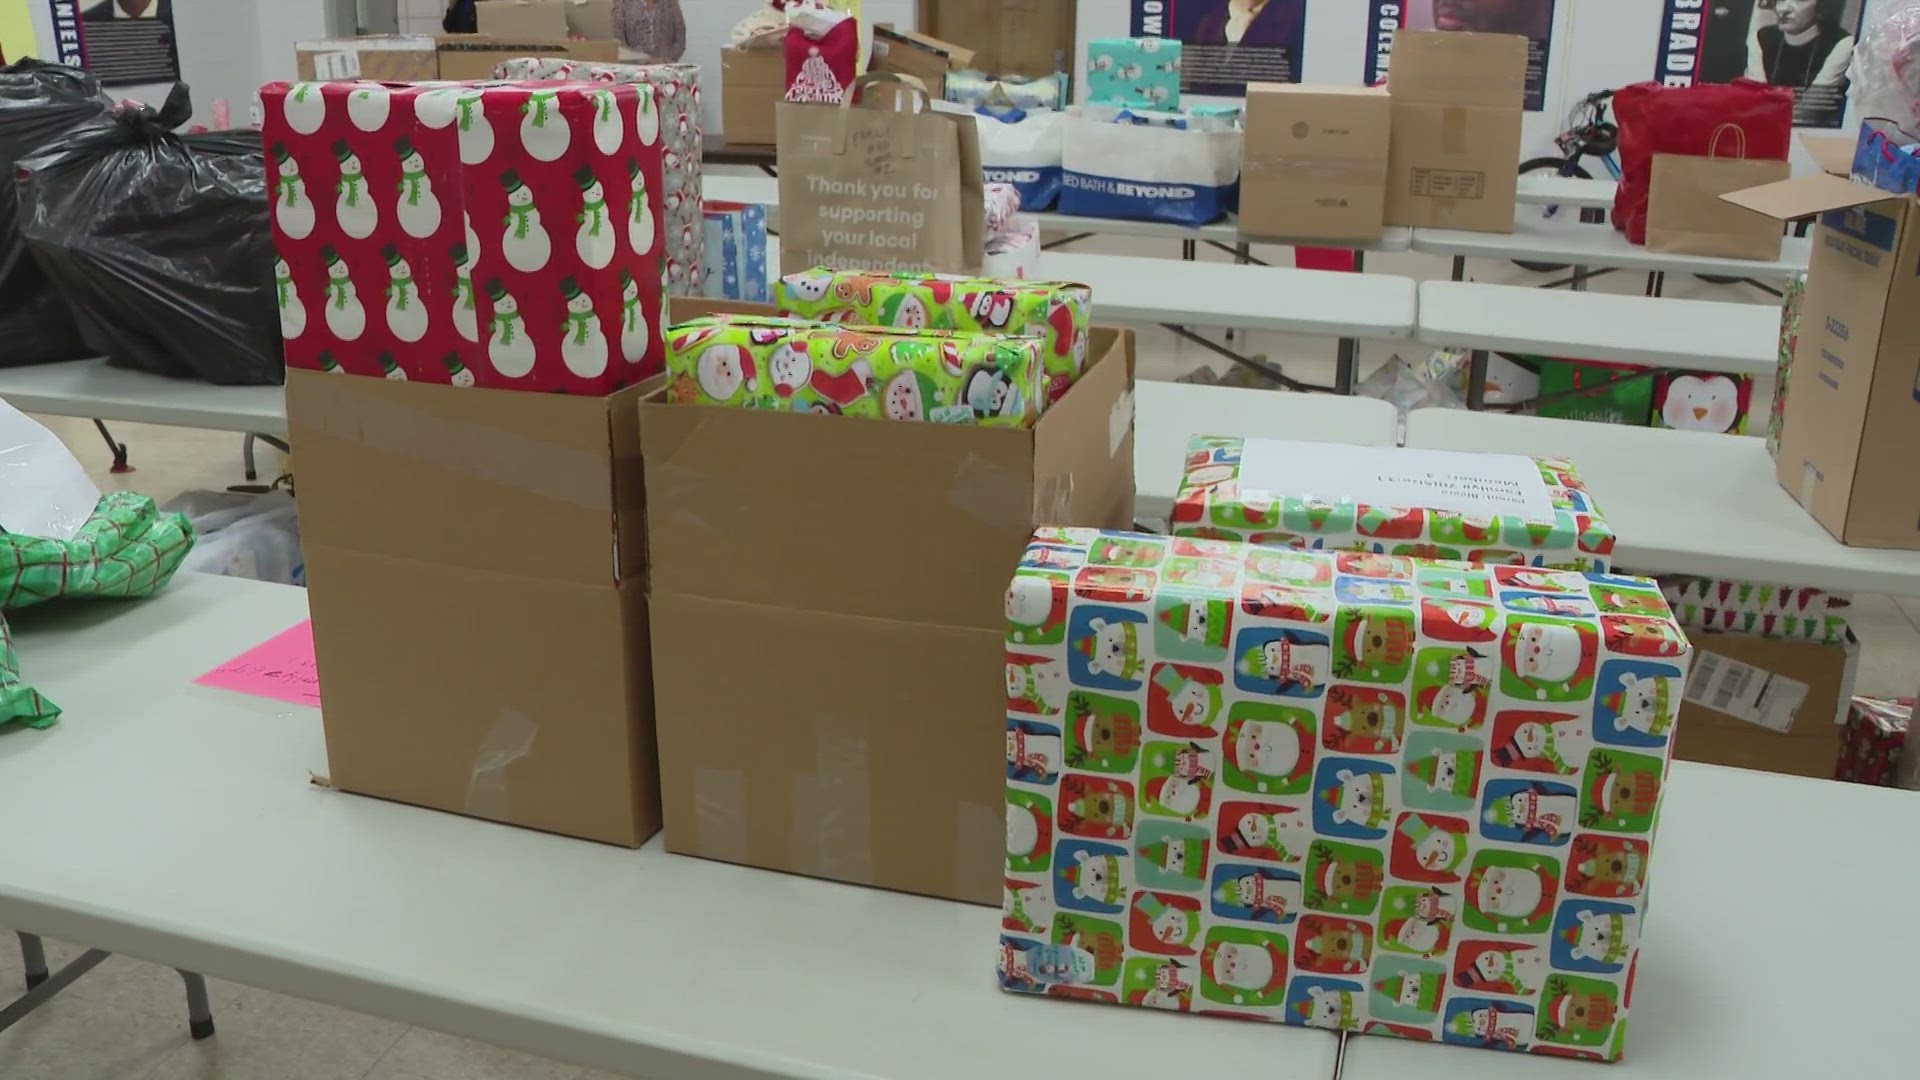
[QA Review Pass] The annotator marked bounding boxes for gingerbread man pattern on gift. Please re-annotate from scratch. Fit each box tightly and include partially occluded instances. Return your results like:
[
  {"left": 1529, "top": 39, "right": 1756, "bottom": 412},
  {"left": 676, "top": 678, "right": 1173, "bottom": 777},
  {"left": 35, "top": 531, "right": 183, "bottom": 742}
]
[{"left": 1000, "top": 529, "right": 1691, "bottom": 1062}]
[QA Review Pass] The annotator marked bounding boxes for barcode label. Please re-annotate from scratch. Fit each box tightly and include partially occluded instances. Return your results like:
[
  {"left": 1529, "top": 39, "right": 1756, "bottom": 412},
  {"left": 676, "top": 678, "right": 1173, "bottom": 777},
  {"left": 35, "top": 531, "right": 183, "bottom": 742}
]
[
  {"left": 314, "top": 50, "right": 361, "bottom": 80},
  {"left": 1683, "top": 649, "right": 1808, "bottom": 734}
]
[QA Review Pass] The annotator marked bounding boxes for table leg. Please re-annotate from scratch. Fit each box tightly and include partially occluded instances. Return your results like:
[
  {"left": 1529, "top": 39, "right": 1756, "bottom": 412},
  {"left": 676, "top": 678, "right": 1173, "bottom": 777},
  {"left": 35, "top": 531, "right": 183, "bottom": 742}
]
[
  {"left": 92, "top": 419, "right": 131, "bottom": 474},
  {"left": 1182, "top": 239, "right": 1197, "bottom": 261},
  {"left": 1466, "top": 350, "right": 1490, "bottom": 411},
  {"left": 1572, "top": 265, "right": 1590, "bottom": 292},
  {"left": 17, "top": 933, "right": 47, "bottom": 989},
  {"left": 0, "top": 948, "right": 108, "bottom": 1034},
  {"left": 1354, "top": 250, "right": 1367, "bottom": 274},
  {"left": 1451, "top": 255, "right": 1466, "bottom": 282},
  {"left": 1335, "top": 338, "right": 1358, "bottom": 396},
  {"left": 181, "top": 971, "right": 216, "bottom": 1040}
]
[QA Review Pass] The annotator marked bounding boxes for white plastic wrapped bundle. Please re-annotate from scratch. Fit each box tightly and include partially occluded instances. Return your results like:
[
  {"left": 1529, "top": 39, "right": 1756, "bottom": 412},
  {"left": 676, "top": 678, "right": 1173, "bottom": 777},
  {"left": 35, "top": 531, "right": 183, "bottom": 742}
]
[{"left": 1853, "top": 0, "right": 1920, "bottom": 136}]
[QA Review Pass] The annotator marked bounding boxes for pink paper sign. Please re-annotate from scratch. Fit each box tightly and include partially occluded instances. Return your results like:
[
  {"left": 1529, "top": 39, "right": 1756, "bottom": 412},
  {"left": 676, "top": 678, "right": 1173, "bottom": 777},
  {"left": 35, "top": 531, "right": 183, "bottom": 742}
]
[{"left": 195, "top": 620, "right": 321, "bottom": 708}]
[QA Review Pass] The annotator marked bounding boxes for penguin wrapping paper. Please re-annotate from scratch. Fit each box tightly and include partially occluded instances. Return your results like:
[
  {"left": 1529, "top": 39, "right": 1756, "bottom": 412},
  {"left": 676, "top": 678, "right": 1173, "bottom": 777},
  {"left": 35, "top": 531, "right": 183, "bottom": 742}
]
[
  {"left": 774, "top": 267, "right": 1091, "bottom": 405},
  {"left": 999, "top": 528, "right": 1693, "bottom": 1062},
  {"left": 491, "top": 57, "right": 706, "bottom": 298},
  {"left": 663, "top": 314, "right": 1044, "bottom": 426},
  {"left": 261, "top": 79, "right": 667, "bottom": 395},
  {"left": 1172, "top": 437, "right": 1616, "bottom": 573},
  {"left": 1086, "top": 38, "right": 1182, "bottom": 110}
]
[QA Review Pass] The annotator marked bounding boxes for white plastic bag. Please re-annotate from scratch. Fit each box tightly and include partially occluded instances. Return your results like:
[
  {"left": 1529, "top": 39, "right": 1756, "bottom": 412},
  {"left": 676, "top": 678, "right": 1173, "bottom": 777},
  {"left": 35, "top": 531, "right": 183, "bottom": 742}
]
[
  {"left": 973, "top": 107, "right": 1065, "bottom": 210},
  {"left": 0, "top": 399, "right": 98, "bottom": 541},
  {"left": 164, "top": 489, "right": 305, "bottom": 586},
  {"left": 1058, "top": 107, "right": 1240, "bottom": 225}
]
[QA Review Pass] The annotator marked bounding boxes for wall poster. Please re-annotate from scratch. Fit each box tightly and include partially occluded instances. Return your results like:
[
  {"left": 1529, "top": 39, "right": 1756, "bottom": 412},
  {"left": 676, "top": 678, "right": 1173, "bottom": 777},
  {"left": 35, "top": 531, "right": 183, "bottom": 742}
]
[
  {"left": 1365, "top": 0, "right": 1557, "bottom": 112},
  {"left": 1128, "top": 0, "right": 1308, "bottom": 97},
  {"left": 1654, "top": 0, "right": 1865, "bottom": 128},
  {"left": 48, "top": 0, "right": 180, "bottom": 86}
]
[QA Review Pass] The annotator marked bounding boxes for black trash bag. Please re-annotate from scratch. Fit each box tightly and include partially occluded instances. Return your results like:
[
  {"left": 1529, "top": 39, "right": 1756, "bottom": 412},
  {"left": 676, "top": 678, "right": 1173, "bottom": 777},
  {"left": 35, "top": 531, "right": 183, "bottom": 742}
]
[
  {"left": 15, "top": 83, "right": 283, "bottom": 386},
  {"left": 0, "top": 59, "right": 115, "bottom": 366}
]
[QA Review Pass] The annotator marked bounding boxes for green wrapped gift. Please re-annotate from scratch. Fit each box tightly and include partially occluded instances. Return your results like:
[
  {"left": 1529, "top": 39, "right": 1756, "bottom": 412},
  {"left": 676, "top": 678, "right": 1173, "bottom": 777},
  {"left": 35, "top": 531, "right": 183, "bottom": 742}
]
[
  {"left": 774, "top": 267, "right": 1092, "bottom": 404},
  {"left": 664, "top": 314, "right": 1047, "bottom": 426}
]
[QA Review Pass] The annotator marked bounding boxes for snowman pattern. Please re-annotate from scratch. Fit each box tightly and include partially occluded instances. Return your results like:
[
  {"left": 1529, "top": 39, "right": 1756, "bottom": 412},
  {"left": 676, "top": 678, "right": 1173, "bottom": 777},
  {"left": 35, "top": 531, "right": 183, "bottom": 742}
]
[
  {"left": 330, "top": 142, "right": 378, "bottom": 240},
  {"left": 393, "top": 135, "right": 441, "bottom": 240},
  {"left": 574, "top": 166, "right": 615, "bottom": 270},
  {"left": 381, "top": 246, "right": 427, "bottom": 344},
  {"left": 282, "top": 82, "right": 326, "bottom": 135},
  {"left": 346, "top": 84, "right": 391, "bottom": 132},
  {"left": 627, "top": 159, "right": 656, "bottom": 256},
  {"left": 319, "top": 246, "right": 364, "bottom": 342},
  {"left": 449, "top": 244, "right": 478, "bottom": 344},
  {"left": 619, "top": 271, "right": 649, "bottom": 363},
  {"left": 1000, "top": 532, "right": 1684, "bottom": 1061},
  {"left": 558, "top": 277, "right": 609, "bottom": 379},
  {"left": 274, "top": 257, "right": 305, "bottom": 340},
  {"left": 519, "top": 89, "right": 570, "bottom": 162},
  {"left": 499, "top": 169, "right": 551, "bottom": 273},
  {"left": 483, "top": 279, "right": 536, "bottom": 378},
  {"left": 270, "top": 144, "right": 315, "bottom": 239}
]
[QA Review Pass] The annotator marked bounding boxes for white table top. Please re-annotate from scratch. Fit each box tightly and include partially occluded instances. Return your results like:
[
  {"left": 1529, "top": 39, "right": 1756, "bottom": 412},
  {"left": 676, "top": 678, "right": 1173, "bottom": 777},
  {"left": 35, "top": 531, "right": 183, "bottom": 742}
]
[
  {"left": 0, "top": 572, "right": 1341, "bottom": 1080},
  {"left": 760, "top": 239, "right": 1420, "bottom": 340},
  {"left": 1133, "top": 380, "right": 1398, "bottom": 521},
  {"left": 1514, "top": 173, "right": 1618, "bottom": 209},
  {"left": 1404, "top": 408, "right": 1920, "bottom": 596},
  {"left": 1413, "top": 215, "right": 1811, "bottom": 280},
  {"left": 1417, "top": 281, "right": 1779, "bottom": 376},
  {"left": 0, "top": 358, "right": 287, "bottom": 438},
  {"left": 703, "top": 172, "right": 1414, "bottom": 252},
  {"left": 1342, "top": 763, "right": 1920, "bottom": 1080}
]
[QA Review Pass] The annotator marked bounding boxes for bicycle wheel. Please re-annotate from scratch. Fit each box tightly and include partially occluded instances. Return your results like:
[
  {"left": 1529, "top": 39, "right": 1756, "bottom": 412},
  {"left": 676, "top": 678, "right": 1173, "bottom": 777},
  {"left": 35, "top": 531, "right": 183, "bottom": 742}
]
[{"left": 1512, "top": 158, "right": 1593, "bottom": 273}]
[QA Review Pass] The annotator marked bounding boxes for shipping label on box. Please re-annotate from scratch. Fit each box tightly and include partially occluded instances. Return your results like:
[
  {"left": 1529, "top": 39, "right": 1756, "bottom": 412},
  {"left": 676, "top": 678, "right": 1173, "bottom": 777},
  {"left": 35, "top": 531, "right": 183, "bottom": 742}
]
[
  {"left": 262, "top": 79, "right": 666, "bottom": 394},
  {"left": 998, "top": 529, "right": 1688, "bottom": 1062},
  {"left": 1170, "top": 437, "right": 1615, "bottom": 572},
  {"left": 495, "top": 57, "right": 706, "bottom": 296}
]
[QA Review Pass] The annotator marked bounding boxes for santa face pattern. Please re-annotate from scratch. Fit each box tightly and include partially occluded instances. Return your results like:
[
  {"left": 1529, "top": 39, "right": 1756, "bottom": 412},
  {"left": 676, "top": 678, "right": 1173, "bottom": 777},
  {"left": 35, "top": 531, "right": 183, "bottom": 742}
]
[
  {"left": 1000, "top": 530, "right": 1691, "bottom": 1063},
  {"left": 1171, "top": 437, "right": 1615, "bottom": 573},
  {"left": 261, "top": 79, "right": 666, "bottom": 393},
  {"left": 492, "top": 57, "right": 706, "bottom": 298}
]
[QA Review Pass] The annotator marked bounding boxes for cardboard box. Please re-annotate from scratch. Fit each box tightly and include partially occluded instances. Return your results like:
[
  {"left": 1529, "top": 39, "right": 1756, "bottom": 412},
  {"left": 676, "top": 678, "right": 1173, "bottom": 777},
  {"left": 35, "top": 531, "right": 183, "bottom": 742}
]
[
  {"left": 1384, "top": 30, "right": 1526, "bottom": 233},
  {"left": 998, "top": 537, "right": 1688, "bottom": 1061},
  {"left": 476, "top": 0, "right": 568, "bottom": 41},
  {"left": 641, "top": 313, "right": 1138, "bottom": 904},
  {"left": 434, "top": 34, "right": 618, "bottom": 80},
  {"left": 564, "top": 0, "right": 615, "bottom": 41},
  {"left": 1672, "top": 631, "right": 1858, "bottom": 779},
  {"left": 1171, "top": 436, "right": 1616, "bottom": 571},
  {"left": 1085, "top": 37, "right": 1181, "bottom": 109},
  {"left": 720, "top": 47, "right": 784, "bottom": 146},
  {"left": 288, "top": 369, "right": 660, "bottom": 846},
  {"left": 294, "top": 35, "right": 439, "bottom": 81},
  {"left": 1240, "top": 84, "right": 1390, "bottom": 242},
  {"left": 872, "top": 24, "right": 973, "bottom": 101},
  {"left": 1725, "top": 169, "right": 1920, "bottom": 548},
  {"left": 917, "top": 0, "right": 1074, "bottom": 78}
]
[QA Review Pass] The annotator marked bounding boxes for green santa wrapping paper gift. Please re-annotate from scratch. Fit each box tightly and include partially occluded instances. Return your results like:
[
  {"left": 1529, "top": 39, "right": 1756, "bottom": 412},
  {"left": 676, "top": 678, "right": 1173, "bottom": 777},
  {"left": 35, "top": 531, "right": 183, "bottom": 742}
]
[{"left": 999, "top": 527, "right": 1692, "bottom": 1062}]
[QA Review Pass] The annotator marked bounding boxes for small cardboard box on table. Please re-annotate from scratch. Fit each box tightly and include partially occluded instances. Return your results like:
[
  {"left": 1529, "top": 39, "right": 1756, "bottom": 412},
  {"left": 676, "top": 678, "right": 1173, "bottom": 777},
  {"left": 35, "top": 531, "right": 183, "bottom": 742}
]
[
  {"left": 1725, "top": 130, "right": 1920, "bottom": 549},
  {"left": 997, "top": 530, "right": 1691, "bottom": 1063},
  {"left": 1170, "top": 437, "right": 1615, "bottom": 573},
  {"left": 640, "top": 308, "right": 1139, "bottom": 904},
  {"left": 265, "top": 77, "right": 668, "bottom": 845},
  {"left": 1384, "top": 31, "right": 1525, "bottom": 233},
  {"left": 1240, "top": 84, "right": 1391, "bottom": 243}
]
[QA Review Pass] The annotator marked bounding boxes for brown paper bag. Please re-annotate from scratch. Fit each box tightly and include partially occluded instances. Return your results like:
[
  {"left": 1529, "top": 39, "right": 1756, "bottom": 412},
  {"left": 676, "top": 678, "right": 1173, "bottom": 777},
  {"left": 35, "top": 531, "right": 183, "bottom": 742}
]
[
  {"left": 1647, "top": 127, "right": 1791, "bottom": 261},
  {"left": 776, "top": 72, "right": 984, "bottom": 276}
]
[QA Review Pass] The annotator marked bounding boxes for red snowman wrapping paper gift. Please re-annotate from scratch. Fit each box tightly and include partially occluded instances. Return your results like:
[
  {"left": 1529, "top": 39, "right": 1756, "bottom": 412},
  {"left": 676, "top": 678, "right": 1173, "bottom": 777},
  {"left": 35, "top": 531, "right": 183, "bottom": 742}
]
[{"left": 261, "top": 80, "right": 666, "bottom": 394}]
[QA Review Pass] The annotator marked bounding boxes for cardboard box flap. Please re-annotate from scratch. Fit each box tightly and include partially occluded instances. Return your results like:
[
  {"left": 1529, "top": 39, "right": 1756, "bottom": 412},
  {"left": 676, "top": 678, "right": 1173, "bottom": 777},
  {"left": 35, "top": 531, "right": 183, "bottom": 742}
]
[
  {"left": 1719, "top": 172, "right": 1897, "bottom": 220},
  {"left": 874, "top": 24, "right": 976, "bottom": 69},
  {"left": 1800, "top": 132, "right": 1856, "bottom": 178},
  {"left": 1388, "top": 30, "right": 1527, "bottom": 106}
]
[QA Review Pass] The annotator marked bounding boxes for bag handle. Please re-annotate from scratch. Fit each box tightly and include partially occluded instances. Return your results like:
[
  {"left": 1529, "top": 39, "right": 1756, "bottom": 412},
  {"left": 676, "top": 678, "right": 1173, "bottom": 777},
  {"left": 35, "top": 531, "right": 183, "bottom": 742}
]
[
  {"left": 1706, "top": 123, "right": 1747, "bottom": 160},
  {"left": 832, "top": 72, "right": 928, "bottom": 160}
]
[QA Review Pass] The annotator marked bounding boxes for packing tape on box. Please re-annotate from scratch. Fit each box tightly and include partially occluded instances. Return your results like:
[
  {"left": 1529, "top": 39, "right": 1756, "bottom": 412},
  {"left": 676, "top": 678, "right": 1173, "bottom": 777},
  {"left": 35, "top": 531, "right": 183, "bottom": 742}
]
[
  {"left": 954, "top": 799, "right": 1003, "bottom": 900},
  {"left": 1033, "top": 475, "right": 1074, "bottom": 524},
  {"left": 949, "top": 452, "right": 1044, "bottom": 533},
  {"left": 1109, "top": 389, "right": 1135, "bottom": 459},
  {"left": 465, "top": 708, "right": 538, "bottom": 819},
  {"left": 692, "top": 767, "right": 750, "bottom": 862},
  {"left": 639, "top": 457, "right": 754, "bottom": 532},
  {"left": 790, "top": 717, "right": 875, "bottom": 885},
  {"left": 297, "top": 382, "right": 611, "bottom": 508}
]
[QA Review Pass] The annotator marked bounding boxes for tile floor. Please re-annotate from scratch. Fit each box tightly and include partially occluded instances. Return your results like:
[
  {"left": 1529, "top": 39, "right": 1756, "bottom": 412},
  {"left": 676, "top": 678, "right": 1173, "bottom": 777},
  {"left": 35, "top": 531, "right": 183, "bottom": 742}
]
[{"left": 7, "top": 217, "right": 1915, "bottom": 1079}]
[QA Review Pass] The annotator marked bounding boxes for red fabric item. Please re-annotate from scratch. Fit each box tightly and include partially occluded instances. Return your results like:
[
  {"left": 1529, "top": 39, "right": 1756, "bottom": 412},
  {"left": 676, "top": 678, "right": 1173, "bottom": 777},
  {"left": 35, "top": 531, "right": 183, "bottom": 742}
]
[
  {"left": 1295, "top": 247, "right": 1357, "bottom": 272},
  {"left": 785, "top": 19, "right": 859, "bottom": 104},
  {"left": 1611, "top": 78, "right": 1794, "bottom": 245}
]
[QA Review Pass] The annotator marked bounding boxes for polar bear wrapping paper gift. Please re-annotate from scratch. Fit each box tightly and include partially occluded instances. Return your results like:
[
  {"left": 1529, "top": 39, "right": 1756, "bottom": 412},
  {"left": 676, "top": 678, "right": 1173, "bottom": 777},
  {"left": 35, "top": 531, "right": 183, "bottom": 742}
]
[
  {"left": 774, "top": 267, "right": 1091, "bottom": 405},
  {"left": 999, "top": 528, "right": 1692, "bottom": 1062},
  {"left": 491, "top": 57, "right": 706, "bottom": 298},
  {"left": 1170, "top": 437, "right": 1616, "bottom": 574},
  {"left": 662, "top": 314, "right": 1045, "bottom": 427},
  {"left": 261, "top": 79, "right": 667, "bottom": 395}
]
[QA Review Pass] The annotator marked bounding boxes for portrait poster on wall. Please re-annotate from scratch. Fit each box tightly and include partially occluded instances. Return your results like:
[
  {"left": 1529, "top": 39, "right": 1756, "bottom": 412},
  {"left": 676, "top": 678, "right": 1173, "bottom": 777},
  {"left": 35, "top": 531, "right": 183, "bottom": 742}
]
[
  {"left": 1653, "top": 0, "right": 1863, "bottom": 128},
  {"left": 47, "top": 0, "right": 181, "bottom": 86},
  {"left": 1128, "top": 0, "right": 1308, "bottom": 97},
  {"left": 1365, "top": 0, "right": 1556, "bottom": 112}
]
